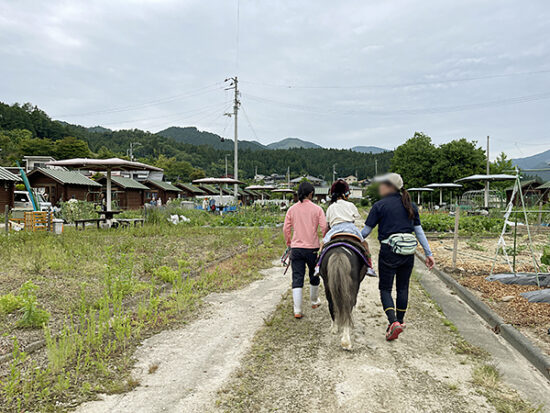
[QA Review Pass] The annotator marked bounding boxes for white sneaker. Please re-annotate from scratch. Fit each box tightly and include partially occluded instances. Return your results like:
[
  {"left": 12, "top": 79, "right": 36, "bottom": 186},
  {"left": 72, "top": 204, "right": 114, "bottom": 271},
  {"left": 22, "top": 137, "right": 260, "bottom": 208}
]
[{"left": 310, "top": 285, "right": 321, "bottom": 308}]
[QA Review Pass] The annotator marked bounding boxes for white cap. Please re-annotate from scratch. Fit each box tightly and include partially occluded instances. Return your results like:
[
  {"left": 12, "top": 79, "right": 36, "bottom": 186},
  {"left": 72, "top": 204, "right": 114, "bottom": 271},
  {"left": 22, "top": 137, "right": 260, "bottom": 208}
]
[{"left": 373, "top": 173, "right": 403, "bottom": 190}]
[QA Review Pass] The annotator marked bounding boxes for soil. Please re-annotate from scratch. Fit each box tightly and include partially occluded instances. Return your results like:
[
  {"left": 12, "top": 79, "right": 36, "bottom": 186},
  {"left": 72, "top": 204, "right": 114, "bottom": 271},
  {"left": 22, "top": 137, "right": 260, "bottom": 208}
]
[{"left": 429, "top": 234, "right": 550, "bottom": 357}]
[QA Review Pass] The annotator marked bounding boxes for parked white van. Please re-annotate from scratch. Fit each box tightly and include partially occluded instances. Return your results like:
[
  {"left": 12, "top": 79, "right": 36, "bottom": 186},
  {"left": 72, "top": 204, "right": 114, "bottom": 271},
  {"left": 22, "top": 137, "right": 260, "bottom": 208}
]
[{"left": 14, "top": 191, "right": 52, "bottom": 211}]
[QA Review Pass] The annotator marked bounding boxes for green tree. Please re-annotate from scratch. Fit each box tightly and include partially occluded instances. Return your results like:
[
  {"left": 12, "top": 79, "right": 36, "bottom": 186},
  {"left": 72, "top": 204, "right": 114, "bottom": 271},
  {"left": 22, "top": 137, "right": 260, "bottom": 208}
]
[
  {"left": 190, "top": 168, "right": 206, "bottom": 181},
  {"left": 96, "top": 145, "right": 116, "bottom": 159},
  {"left": 432, "top": 138, "right": 485, "bottom": 183},
  {"left": 55, "top": 136, "right": 90, "bottom": 159},
  {"left": 490, "top": 152, "right": 514, "bottom": 190},
  {"left": 18, "top": 137, "right": 55, "bottom": 157},
  {"left": 155, "top": 154, "right": 194, "bottom": 181},
  {"left": 391, "top": 132, "right": 437, "bottom": 187}
]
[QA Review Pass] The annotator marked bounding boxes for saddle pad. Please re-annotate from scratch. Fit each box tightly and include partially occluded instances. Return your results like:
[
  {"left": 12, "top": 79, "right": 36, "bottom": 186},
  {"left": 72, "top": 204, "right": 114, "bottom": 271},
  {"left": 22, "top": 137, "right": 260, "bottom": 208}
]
[{"left": 317, "top": 240, "right": 370, "bottom": 269}]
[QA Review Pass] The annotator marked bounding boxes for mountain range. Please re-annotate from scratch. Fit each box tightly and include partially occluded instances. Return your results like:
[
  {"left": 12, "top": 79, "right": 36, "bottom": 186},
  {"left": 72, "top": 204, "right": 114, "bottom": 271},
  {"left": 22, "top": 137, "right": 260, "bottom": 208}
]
[
  {"left": 512, "top": 149, "right": 550, "bottom": 180},
  {"left": 155, "top": 126, "right": 386, "bottom": 153}
]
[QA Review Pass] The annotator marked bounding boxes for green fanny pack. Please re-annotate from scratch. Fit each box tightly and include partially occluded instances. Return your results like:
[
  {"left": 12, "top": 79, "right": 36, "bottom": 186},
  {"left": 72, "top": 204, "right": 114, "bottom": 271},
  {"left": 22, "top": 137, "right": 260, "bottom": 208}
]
[{"left": 382, "top": 233, "right": 418, "bottom": 255}]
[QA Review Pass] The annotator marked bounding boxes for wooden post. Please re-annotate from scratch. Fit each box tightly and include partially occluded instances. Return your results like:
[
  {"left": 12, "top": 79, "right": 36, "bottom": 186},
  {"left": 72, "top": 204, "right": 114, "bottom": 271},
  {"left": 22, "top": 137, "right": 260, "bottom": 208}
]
[
  {"left": 4, "top": 205, "right": 8, "bottom": 234},
  {"left": 538, "top": 201, "right": 543, "bottom": 228},
  {"left": 452, "top": 207, "right": 460, "bottom": 269}
]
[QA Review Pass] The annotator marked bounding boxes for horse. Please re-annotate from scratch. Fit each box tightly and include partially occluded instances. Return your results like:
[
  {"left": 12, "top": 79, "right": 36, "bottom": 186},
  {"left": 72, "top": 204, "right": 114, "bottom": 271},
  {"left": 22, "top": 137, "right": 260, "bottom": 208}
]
[{"left": 320, "top": 241, "right": 367, "bottom": 350}]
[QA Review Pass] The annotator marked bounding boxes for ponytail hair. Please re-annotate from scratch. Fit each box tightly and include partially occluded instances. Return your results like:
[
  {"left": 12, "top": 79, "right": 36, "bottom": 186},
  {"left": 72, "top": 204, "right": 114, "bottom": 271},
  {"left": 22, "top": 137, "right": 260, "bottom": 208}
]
[
  {"left": 297, "top": 181, "right": 315, "bottom": 202},
  {"left": 401, "top": 189, "right": 415, "bottom": 220}
]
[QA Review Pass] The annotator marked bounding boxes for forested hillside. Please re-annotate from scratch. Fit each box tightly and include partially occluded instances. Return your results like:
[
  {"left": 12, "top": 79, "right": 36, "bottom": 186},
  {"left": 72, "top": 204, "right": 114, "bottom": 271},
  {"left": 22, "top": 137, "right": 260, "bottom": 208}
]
[{"left": 0, "top": 102, "right": 392, "bottom": 181}]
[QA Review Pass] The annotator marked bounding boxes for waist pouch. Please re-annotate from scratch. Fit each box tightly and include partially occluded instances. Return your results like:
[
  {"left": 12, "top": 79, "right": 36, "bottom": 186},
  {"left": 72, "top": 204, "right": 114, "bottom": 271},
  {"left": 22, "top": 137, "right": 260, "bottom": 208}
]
[{"left": 381, "top": 233, "right": 418, "bottom": 255}]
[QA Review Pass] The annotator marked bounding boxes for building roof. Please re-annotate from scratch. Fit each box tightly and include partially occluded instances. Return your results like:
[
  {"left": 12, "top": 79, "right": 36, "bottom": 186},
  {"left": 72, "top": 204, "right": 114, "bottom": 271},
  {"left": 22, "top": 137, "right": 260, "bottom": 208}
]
[
  {"left": 0, "top": 166, "right": 22, "bottom": 182},
  {"left": 197, "top": 184, "right": 219, "bottom": 194},
  {"left": 290, "top": 175, "right": 323, "bottom": 183},
  {"left": 145, "top": 179, "right": 182, "bottom": 192},
  {"left": 536, "top": 181, "right": 550, "bottom": 190},
  {"left": 176, "top": 183, "right": 206, "bottom": 194},
  {"left": 29, "top": 168, "right": 101, "bottom": 187},
  {"left": 98, "top": 175, "right": 149, "bottom": 190},
  {"left": 505, "top": 179, "right": 540, "bottom": 191}
]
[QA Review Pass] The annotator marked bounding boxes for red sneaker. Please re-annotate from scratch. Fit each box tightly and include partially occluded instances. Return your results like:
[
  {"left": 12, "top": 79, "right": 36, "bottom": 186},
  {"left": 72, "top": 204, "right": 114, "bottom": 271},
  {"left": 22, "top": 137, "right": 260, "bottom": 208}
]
[{"left": 385, "top": 321, "right": 403, "bottom": 341}]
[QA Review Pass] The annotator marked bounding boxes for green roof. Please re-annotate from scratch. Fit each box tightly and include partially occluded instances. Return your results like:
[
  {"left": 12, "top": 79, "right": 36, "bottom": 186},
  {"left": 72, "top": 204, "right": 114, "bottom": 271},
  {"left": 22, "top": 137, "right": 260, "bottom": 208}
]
[
  {"left": 505, "top": 179, "right": 540, "bottom": 191},
  {"left": 31, "top": 168, "right": 101, "bottom": 187},
  {"left": 176, "top": 183, "right": 206, "bottom": 194},
  {"left": 99, "top": 175, "right": 148, "bottom": 190},
  {"left": 145, "top": 179, "right": 182, "bottom": 192},
  {"left": 315, "top": 187, "right": 330, "bottom": 195},
  {"left": 537, "top": 181, "right": 550, "bottom": 190},
  {"left": 198, "top": 184, "right": 219, "bottom": 194},
  {"left": 0, "top": 167, "right": 21, "bottom": 182}
]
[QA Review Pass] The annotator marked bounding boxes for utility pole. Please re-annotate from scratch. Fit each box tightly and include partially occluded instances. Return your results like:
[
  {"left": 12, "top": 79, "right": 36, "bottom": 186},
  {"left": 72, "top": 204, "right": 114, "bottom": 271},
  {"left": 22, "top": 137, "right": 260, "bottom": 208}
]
[
  {"left": 128, "top": 142, "right": 141, "bottom": 179},
  {"left": 225, "top": 76, "right": 240, "bottom": 199},
  {"left": 224, "top": 154, "right": 229, "bottom": 178},
  {"left": 332, "top": 164, "right": 337, "bottom": 183},
  {"left": 375, "top": 159, "right": 378, "bottom": 176},
  {"left": 287, "top": 166, "right": 290, "bottom": 188},
  {"left": 485, "top": 135, "right": 490, "bottom": 209}
]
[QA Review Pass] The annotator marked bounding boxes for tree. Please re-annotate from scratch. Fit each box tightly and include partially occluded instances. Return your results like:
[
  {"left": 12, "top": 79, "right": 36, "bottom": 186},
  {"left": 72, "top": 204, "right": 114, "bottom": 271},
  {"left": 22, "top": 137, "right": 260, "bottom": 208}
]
[
  {"left": 432, "top": 138, "right": 485, "bottom": 183},
  {"left": 391, "top": 132, "right": 437, "bottom": 188},
  {"left": 190, "top": 168, "right": 206, "bottom": 181},
  {"left": 96, "top": 145, "right": 116, "bottom": 159},
  {"left": 490, "top": 152, "right": 514, "bottom": 190},
  {"left": 18, "top": 137, "right": 55, "bottom": 157},
  {"left": 155, "top": 154, "right": 194, "bottom": 181},
  {"left": 55, "top": 136, "right": 90, "bottom": 159}
]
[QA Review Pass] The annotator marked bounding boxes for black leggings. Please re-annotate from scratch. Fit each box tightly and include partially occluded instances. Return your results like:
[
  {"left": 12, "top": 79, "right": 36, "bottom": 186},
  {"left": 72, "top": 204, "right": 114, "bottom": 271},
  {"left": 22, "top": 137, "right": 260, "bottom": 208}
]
[
  {"left": 378, "top": 245, "right": 415, "bottom": 324},
  {"left": 290, "top": 248, "right": 320, "bottom": 288}
]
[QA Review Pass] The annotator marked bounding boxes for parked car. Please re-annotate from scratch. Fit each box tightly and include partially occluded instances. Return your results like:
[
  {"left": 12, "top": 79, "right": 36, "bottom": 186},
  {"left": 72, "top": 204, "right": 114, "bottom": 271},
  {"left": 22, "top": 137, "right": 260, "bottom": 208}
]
[{"left": 14, "top": 191, "right": 52, "bottom": 211}]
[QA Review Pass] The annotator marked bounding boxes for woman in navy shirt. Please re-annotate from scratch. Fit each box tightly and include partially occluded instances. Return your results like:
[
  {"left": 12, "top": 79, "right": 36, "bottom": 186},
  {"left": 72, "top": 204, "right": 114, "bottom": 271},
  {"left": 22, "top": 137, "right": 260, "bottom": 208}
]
[{"left": 361, "top": 173, "right": 435, "bottom": 341}]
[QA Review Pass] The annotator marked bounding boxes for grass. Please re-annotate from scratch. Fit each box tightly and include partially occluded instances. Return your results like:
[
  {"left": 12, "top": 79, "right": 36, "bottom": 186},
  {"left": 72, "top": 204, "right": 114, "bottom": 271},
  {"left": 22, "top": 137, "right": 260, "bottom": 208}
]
[{"left": 0, "top": 215, "right": 284, "bottom": 412}]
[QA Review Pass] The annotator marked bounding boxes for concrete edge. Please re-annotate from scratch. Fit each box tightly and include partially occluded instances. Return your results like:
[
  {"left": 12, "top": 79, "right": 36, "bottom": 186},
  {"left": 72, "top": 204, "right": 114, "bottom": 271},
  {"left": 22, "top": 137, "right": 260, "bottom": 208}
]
[{"left": 415, "top": 251, "right": 550, "bottom": 381}]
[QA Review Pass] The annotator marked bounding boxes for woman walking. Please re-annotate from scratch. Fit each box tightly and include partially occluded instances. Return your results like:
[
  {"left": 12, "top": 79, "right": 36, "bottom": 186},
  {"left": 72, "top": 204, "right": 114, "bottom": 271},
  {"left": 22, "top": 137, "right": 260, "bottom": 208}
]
[
  {"left": 283, "top": 182, "right": 328, "bottom": 318},
  {"left": 361, "top": 173, "right": 435, "bottom": 341}
]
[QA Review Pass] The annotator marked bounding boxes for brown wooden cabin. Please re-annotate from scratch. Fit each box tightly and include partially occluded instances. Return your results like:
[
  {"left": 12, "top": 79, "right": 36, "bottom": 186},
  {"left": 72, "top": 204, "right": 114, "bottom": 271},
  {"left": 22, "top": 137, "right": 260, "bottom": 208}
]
[
  {"left": 0, "top": 167, "right": 21, "bottom": 211},
  {"left": 144, "top": 180, "right": 182, "bottom": 204},
  {"left": 97, "top": 175, "right": 148, "bottom": 210},
  {"left": 505, "top": 179, "right": 543, "bottom": 206},
  {"left": 27, "top": 168, "right": 101, "bottom": 205},
  {"left": 175, "top": 183, "right": 206, "bottom": 199}
]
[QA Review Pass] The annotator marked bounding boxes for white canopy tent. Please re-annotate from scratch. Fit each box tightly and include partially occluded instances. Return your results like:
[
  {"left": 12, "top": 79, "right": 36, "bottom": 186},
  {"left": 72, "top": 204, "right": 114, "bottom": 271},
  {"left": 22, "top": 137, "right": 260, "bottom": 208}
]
[
  {"left": 407, "top": 187, "right": 434, "bottom": 204},
  {"left": 46, "top": 157, "right": 162, "bottom": 212},
  {"left": 456, "top": 174, "right": 516, "bottom": 208},
  {"left": 193, "top": 177, "right": 244, "bottom": 198},
  {"left": 425, "top": 183, "right": 463, "bottom": 205}
]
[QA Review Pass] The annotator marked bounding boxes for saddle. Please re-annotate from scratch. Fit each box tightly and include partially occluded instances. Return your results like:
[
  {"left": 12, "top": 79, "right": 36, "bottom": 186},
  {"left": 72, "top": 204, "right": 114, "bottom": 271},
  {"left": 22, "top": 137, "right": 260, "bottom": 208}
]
[{"left": 318, "top": 235, "right": 369, "bottom": 270}]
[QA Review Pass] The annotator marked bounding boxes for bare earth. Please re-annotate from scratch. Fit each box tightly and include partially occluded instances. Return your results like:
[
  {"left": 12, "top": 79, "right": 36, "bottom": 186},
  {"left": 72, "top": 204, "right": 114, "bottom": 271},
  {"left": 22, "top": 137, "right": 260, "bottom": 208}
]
[{"left": 76, "top": 250, "right": 544, "bottom": 413}]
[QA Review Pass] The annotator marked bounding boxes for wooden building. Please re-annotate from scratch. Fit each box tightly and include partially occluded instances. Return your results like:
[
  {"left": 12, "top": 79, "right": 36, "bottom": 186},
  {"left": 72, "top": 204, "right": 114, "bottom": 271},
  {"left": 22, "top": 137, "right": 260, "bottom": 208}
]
[
  {"left": 506, "top": 179, "right": 543, "bottom": 206},
  {"left": 27, "top": 168, "right": 101, "bottom": 205},
  {"left": 175, "top": 183, "right": 206, "bottom": 198},
  {"left": 145, "top": 180, "right": 182, "bottom": 204},
  {"left": 97, "top": 175, "right": 148, "bottom": 210},
  {"left": 0, "top": 166, "right": 21, "bottom": 211}
]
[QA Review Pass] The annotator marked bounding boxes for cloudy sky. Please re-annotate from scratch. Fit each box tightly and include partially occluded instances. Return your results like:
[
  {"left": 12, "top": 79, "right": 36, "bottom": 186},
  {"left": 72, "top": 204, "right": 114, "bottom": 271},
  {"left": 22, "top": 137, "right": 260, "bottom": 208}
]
[{"left": 1, "top": 0, "right": 549, "bottom": 158}]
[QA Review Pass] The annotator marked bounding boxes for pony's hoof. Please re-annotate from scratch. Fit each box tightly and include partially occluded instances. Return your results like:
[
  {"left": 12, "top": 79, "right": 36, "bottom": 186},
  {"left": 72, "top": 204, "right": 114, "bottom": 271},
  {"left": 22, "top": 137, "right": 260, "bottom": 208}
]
[
  {"left": 330, "top": 321, "right": 338, "bottom": 335},
  {"left": 341, "top": 339, "right": 352, "bottom": 351}
]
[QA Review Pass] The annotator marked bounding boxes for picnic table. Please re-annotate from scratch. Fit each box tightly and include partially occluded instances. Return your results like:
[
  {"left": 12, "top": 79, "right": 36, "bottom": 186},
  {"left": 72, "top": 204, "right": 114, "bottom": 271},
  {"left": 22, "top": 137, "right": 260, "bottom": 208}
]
[
  {"left": 117, "top": 218, "right": 145, "bottom": 228},
  {"left": 75, "top": 210, "right": 123, "bottom": 230}
]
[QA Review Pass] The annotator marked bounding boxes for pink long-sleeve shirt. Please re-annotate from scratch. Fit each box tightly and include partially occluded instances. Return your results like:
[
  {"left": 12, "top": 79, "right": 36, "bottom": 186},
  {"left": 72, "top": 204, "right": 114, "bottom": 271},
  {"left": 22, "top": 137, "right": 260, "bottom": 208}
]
[{"left": 283, "top": 199, "right": 328, "bottom": 249}]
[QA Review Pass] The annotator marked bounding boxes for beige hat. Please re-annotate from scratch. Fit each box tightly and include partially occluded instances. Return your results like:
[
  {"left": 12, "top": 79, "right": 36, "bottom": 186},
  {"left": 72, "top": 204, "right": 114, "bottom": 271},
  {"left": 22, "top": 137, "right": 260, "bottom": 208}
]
[{"left": 373, "top": 173, "right": 403, "bottom": 190}]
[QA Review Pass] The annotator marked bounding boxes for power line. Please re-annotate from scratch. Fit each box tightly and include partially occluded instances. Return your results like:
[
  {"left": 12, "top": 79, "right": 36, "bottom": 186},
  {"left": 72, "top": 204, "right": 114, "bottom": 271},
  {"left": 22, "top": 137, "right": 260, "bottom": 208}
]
[
  {"left": 240, "top": 103, "right": 259, "bottom": 141},
  {"left": 54, "top": 81, "right": 224, "bottom": 118},
  {"left": 241, "top": 68, "right": 550, "bottom": 90},
  {"left": 244, "top": 90, "right": 550, "bottom": 117}
]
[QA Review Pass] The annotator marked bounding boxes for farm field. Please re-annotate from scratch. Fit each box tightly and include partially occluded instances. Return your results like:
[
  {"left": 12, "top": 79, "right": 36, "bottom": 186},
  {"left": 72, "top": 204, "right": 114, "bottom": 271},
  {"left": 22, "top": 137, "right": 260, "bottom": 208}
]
[
  {"left": 0, "top": 208, "right": 284, "bottom": 411},
  {"left": 427, "top": 231, "right": 550, "bottom": 357}
]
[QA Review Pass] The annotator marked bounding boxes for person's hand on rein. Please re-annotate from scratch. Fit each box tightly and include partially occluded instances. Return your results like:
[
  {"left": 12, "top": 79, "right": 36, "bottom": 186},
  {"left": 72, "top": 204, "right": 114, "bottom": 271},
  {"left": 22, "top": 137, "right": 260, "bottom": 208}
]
[{"left": 425, "top": 256, "right": 435, "bottom": 270}]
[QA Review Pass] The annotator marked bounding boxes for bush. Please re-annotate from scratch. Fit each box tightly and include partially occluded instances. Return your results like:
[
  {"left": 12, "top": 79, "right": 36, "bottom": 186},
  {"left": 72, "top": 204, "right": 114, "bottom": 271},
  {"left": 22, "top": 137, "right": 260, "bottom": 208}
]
[
  {"left": 153, "top": 266, "right": 179, "bottom": 284},
  {"left": 59, "top": 201, "right": 99, "bottom": 223},
  {"left": 17, "top": 281, "right": 50, "bottom": 328},
  {"left": 420, "top": 213, "right": 503, "bottom": 234},
  {"left": 0, "top": 293, "right": 24, "bottom": 315}
]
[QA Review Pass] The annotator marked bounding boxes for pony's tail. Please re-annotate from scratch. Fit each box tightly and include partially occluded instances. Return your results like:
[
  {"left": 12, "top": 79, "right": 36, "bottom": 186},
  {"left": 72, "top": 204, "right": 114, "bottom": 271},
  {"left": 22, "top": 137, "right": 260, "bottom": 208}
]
[{"left": 327, "top": 252, "right": 354, "bottom": 328}]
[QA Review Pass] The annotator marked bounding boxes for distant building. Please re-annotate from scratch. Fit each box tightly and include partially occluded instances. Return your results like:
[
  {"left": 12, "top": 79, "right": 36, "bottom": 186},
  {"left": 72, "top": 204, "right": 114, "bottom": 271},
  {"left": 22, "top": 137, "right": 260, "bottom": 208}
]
[
  {"left": 27, "top": 168, "right": 102, "bottom": 205},
  {"left": 0, "top": 167, "right": 22, "bottom": 210},
  {"left": 22, "top": 156, "right": 65, "bottom": 173},
  {"left": 314, "top": 187, "right": 330, "bottom": 203},
  {"left": 144, "top": 180, "right": 182, "bottom": 204},
  {"left": 290, "top": 175, "right": 324, "bottom": 187},
  {"left": 176, "top": 183, "right": 207, "bottom": 198},
  {"left": 119, "top": 169, "right": 164, "bottom": 182},
  {"left": 349, "top": 186, "right": 363, "bottom": 199},
  {"left": 342, "top": 175, "right": 357, "bottom": 185}
]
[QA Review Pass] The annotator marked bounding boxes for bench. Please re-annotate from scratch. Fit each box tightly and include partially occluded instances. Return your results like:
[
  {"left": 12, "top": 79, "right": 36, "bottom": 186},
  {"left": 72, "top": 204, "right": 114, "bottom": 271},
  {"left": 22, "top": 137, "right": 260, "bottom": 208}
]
[
  {"left": 75, "top": 218, "right": 105, "bottom": 230},
  {"left": 117, "top": 218, "right": 145, "bottom": 228}
]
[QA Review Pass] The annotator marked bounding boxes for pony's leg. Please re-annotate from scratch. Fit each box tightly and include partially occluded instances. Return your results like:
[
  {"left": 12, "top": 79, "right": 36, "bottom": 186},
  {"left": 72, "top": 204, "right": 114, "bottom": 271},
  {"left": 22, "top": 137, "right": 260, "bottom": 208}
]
[{"left": 341, "top": 325, "right": 352, "bottom": 350}]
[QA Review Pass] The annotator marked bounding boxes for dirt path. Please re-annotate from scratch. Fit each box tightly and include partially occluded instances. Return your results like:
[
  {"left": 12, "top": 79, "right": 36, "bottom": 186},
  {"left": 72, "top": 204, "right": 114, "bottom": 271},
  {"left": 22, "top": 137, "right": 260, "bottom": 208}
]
[
  {"left": 76, "top": 262, "right": 289, "bottom": 413},
  {"left": 216, "top": 245, "right": 541, "bottom": 413}
]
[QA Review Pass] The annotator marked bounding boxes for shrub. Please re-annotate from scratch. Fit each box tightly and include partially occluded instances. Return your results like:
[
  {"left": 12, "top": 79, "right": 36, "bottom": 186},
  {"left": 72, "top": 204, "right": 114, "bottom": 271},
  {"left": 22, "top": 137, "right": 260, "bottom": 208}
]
[
  {"left": 17, "top": 281, "right": 50, "bottom": 328},
  {"left": 0, "top": 293, "right": 24, "bottom": 315},
  {"left": 153, "top": 266, "right": 179, "bottom": 284}
]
